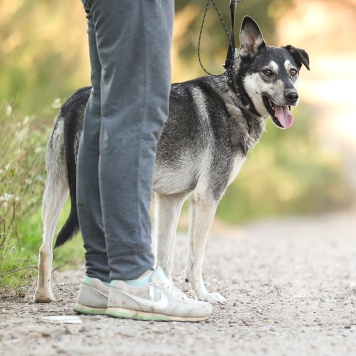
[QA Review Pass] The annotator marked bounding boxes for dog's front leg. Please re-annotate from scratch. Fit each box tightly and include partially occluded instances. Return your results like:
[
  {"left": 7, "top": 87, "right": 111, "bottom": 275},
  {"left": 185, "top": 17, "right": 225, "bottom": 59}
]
[
  {"left": 185, "top": 196, "right": 225, "bottom": 304},
  {"left": 154, "top": 193, "right": 186, "bottom": 280}
]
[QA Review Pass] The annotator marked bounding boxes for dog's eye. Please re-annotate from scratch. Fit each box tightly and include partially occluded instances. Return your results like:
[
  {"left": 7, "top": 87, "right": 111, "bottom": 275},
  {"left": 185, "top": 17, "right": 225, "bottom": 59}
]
[
  {"left": 290, "top": 69, "right": 298, "bottom": 76},
  {"left": 263, "top": 69, "right": 273, "bottom": 77}
]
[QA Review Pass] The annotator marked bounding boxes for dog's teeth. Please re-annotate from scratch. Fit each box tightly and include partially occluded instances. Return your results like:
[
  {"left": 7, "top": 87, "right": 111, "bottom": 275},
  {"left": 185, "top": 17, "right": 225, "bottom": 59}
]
[{"left": 268, "top": 99, "right": 274, "bottom": 111}]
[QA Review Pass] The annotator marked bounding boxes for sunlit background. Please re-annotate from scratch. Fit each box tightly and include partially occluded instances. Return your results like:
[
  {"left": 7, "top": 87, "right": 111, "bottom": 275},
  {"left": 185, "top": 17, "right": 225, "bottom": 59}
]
[
  {"left": 277, "top": 0, "right": 356, "bottom": 199},
  {"left": 1, "top": 0, "right": 355, "bottom": 225}
]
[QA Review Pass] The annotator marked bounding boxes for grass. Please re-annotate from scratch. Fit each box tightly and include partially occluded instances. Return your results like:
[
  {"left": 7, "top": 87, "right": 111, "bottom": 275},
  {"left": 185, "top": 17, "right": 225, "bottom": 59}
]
[
  {"left": 0, "top": 103, "right": 84, "bottom": 297},
  {"left": 0, "top": 106, "right": 46, "bottom": 295},
  {"left": 1, "top": 201, "right": 85, "bottom": 297}
]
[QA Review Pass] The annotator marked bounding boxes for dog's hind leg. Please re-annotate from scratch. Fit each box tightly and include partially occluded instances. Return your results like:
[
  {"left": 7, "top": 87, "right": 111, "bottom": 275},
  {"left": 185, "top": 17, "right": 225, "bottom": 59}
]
[
  {"left": 34, "top": 120, "right": 69, "bottom": 303},
  {"left": 185, "top": 195, "right": 225, "bottom": 304},
  {"left": 154, "top": 193, "right": 186, "bottom": 281},
  {"left": 34, "top": 175, "right": 69, "bottom": 302}
]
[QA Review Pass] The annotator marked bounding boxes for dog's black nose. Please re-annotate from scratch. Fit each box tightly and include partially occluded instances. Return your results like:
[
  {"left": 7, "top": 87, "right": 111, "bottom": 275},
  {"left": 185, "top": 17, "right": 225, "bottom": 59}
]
[{"left": 285, "top": 91, "right": 299, "bottom": 104}]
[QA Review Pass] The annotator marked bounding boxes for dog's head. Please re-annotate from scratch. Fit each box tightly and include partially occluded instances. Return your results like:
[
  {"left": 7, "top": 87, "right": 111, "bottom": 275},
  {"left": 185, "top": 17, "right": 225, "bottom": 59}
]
[{"left": 235, "top": 16, "right": 310, "bottom": 129}]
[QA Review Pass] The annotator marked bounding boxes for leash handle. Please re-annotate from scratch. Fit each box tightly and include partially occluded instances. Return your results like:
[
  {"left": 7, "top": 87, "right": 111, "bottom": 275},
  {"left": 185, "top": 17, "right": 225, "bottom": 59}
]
[
  {"left": 198, "top": 0, "right": 230, "bottom": 76},
  {"left": 198, "top": 0, "right": 242, "bottom": 76}
]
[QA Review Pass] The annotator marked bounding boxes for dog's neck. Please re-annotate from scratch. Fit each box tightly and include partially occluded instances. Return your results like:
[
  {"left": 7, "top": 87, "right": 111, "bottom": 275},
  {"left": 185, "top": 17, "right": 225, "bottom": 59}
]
[{"left": 220, "top": 88, "right": 265, "bottom": 154}]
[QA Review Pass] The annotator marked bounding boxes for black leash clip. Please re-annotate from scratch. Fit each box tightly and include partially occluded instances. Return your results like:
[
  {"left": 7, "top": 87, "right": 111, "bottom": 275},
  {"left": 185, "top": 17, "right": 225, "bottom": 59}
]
[{"left": 223, "top": 0, "right": 242, "bottom": 71}]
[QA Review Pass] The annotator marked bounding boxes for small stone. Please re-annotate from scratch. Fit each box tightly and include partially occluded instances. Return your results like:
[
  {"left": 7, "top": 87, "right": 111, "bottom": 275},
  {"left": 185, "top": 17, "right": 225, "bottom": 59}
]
[
  {"left": 65, "top": 326, "right": 74, "bottom": 335},
  {"left": 64, "top": 325, "right": 82, "bottom": 335},
  {"left": 79, "top": 325, "right": 89, "bottom": 332},
  {"left": 242, "top": 319, "right": 252, "bottom": 326}
]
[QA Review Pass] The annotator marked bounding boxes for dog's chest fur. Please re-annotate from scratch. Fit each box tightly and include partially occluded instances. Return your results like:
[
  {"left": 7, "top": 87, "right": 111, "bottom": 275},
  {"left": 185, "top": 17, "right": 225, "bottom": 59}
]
[{"left": 154, "top": 75, "right": 265, "bottom": 201}]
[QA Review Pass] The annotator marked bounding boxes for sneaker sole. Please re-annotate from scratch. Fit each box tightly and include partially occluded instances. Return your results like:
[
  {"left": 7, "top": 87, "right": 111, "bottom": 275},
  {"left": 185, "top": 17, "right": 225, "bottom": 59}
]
[
  {"left": 105, "top": 307, "right": 210, "bottom": 322},
  {"left": 73, "top": 302, "right": 107, "bottom": 316}
]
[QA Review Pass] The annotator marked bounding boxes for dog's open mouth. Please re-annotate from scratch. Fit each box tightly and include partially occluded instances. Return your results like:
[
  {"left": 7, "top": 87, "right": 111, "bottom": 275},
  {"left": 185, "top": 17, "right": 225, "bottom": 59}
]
[{"left": 263, "top": 96, "right": 294, "bottom": 129}]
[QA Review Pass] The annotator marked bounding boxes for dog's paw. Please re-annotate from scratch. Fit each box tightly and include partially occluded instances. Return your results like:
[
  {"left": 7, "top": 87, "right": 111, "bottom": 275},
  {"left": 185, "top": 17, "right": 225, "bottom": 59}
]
[
  {"left": 198, "top": 292, "right": 226, "bottom": 304},
  {"left": 34, "top": 289, "right": 54, "bottom": 303}
]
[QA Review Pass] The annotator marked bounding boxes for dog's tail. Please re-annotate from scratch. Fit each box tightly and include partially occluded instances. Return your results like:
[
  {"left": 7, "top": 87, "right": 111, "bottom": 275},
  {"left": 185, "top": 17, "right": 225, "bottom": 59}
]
[
  {"left": 54, "top": 197, "right": 79, "bottom": 248},
  {"left": 54, "top": 87, "right": 91, "bottom": 248}
]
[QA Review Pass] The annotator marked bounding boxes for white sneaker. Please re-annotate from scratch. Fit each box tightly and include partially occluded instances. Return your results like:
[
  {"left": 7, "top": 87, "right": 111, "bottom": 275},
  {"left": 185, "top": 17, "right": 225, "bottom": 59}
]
[
  {"left": 73, "top": 276, "right": 109, "bottom": 315},
  {"left": 105, "top": 267, "right": 213, "bottom": 322}
]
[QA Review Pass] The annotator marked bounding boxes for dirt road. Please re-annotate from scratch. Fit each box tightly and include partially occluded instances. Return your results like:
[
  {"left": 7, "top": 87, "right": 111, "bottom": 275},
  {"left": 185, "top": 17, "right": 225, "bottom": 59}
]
[{"left": 1, "top": 210, "right": 356, "bottom": 356}]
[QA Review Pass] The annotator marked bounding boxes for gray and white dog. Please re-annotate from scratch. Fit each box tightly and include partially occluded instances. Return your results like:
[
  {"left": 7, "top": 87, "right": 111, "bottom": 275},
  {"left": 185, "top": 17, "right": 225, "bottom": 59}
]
[{"left": 34, "top": 16, "right": 309, "bottom": 304}]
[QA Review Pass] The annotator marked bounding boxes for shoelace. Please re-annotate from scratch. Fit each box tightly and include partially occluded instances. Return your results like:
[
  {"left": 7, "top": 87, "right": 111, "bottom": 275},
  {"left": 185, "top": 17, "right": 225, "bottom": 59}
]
[{"left": 151, "top": 279, "right": 188, "bottom": 302}]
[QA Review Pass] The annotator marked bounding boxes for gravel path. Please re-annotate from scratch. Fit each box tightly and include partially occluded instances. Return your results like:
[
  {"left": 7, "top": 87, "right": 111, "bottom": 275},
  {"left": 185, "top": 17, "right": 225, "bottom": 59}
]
[{"left": 1, "top": 210, "right": 356, "bottom": 356}]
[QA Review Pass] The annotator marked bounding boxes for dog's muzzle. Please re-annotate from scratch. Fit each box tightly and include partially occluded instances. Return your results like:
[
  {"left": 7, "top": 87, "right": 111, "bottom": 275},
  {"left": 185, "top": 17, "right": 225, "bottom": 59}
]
[{"left": 263, "top": 95, "right": 295, "bottom": 129}]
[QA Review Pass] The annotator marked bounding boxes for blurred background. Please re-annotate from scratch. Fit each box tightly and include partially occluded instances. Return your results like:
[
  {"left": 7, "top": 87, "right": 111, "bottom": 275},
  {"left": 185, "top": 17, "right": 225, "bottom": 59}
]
[{"left": 1, "top": 0, "right": 355, "bottom": 289}]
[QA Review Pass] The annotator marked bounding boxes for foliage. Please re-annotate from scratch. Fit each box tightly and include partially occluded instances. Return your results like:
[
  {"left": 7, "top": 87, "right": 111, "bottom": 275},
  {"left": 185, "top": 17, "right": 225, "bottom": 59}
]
[
  {"left": 172, "top": 0, "right": 293, "bottom": 81},
  {"left": 216, "top": 104, "right": 352, "bottom": 223},
  {"left": 0, "top": 105, "right": 84, "bottom": 295},
  {"left": 0, "top": 105, "right": 46, "bottom": 293},
  {"left": 0, "top": 1, "right": 89, "bottom": 116},
  {"left": 0, "top": 0, "right": 293, "bottom": 116}
]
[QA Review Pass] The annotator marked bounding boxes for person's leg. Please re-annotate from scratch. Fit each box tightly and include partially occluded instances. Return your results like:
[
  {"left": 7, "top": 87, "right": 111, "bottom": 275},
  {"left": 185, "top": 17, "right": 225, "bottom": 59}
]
[
  {"left": 76, "top": 0, "right": 110, "bottom": 282},
  {"left": 89, "top": 0, "right": 174, "bottom": 280},
  {"left": 74, "top": 0, "right": 213, "bottom": 321}
]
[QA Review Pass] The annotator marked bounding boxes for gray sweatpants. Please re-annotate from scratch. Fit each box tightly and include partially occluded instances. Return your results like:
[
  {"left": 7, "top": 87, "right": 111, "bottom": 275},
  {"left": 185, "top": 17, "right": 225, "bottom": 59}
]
[{"left": 77, "top": 0, "right": 174, "bottom": 282}]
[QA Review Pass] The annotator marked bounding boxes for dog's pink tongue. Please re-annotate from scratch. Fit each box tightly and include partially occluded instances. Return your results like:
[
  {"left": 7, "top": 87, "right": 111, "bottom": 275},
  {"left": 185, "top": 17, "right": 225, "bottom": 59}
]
[{"left": 275, "top": 105, "right": 294, "bottom": 128}]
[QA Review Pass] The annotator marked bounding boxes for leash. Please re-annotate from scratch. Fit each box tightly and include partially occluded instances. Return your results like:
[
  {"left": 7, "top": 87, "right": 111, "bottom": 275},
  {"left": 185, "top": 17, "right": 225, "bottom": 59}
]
[
  {"left": 224, "top": 0, "right": 242, "bottom": 93},
  {"left": 198, "top": 0, "right": 242, "bottom": 76},
  {"left": 198, "top": 0, "right": 230, "bottom": 76},
  {"left": 223, "top": 0, "right": 239, "bottom": 71}
]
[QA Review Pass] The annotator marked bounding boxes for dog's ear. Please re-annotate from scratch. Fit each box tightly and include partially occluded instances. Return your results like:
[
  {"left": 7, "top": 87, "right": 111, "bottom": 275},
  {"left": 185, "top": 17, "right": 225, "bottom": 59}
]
[
  {"left": 284, "top": 45, "right": 310, "bottom": 70},
  {"left": 239, "top": 16, "right": 266, "bottom": 57}
]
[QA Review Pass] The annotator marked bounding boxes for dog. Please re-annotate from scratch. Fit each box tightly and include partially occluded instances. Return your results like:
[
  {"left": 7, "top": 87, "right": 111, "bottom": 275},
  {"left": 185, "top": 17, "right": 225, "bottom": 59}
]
[{"left": 34, "top": 16, "right": 309, "bottom": 304}]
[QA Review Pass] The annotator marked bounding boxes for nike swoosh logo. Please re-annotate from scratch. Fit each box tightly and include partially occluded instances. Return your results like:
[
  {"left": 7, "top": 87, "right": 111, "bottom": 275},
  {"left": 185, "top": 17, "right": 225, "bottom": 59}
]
[{"left": 120, "top": 290, "right": 169, "bottom": 310}]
